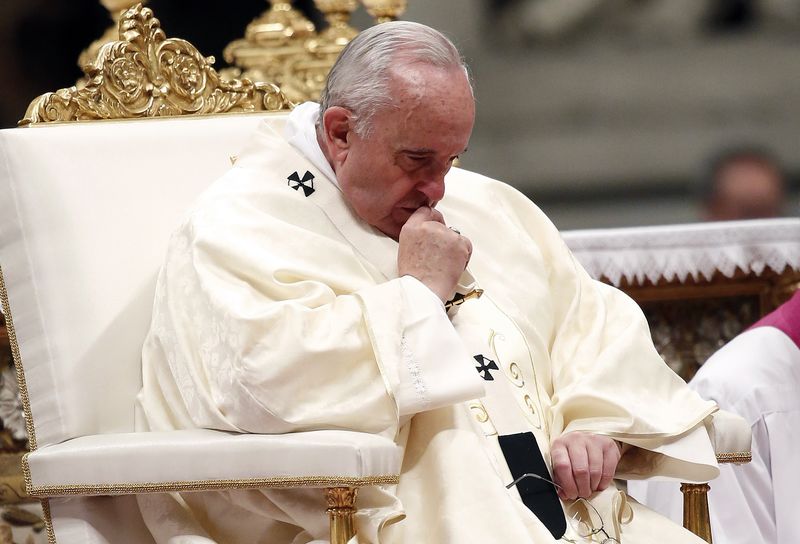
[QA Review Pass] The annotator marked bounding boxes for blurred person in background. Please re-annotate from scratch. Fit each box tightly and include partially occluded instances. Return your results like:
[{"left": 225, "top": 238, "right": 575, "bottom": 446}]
[{"left": 701, "top": 146, "right": 787, "bottom": 221}]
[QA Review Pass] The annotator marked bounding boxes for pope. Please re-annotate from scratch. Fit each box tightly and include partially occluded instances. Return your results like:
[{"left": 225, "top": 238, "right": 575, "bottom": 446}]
[{"left": 137, "top": 20, "right": 720, "bottom": 543}]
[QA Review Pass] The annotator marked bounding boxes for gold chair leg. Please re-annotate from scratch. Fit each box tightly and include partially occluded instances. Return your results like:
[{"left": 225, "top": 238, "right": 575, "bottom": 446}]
[
  {"left": 681, "top": 482, "right": 712, "bottom": 543},
  {"left": 326, "top": 486, "right": 358, "bottom": 544}
]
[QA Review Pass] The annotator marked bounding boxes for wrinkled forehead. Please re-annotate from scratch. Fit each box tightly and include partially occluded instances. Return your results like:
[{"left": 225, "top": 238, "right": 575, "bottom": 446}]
[
  {"left": 375, "top": 66, "right": 475, "bottom": 142},
  {"left": 387, "top": 62, "right": 473, "bottom": 103}
]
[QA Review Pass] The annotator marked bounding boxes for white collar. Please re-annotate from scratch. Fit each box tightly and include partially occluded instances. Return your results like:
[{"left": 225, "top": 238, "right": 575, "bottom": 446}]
[{"left": 284, "top": 102, "right": 339, "bottom": 188}]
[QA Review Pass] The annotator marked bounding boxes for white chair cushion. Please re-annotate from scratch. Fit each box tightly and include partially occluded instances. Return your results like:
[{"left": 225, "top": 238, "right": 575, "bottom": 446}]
[{"left": 24, "top": 429, "right": 401, "bottom": 496}]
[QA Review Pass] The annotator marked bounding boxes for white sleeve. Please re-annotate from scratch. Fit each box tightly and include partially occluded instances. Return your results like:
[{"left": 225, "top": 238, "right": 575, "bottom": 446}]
[
  {"left": 767, "top": 411, "right": 800, "bottom": 544},
  {"left": 626, "top": 415, "right": 777, "bottom": 543},
  {"left": 392, "top": 275, "right": 485, "bottom": 416},
  {"left": 629, "top": 329, "right": 800, "bottom": 543},
  {"left": 695, "top": 329, "right": 800, "bottom": 544},
  {"left": 706, "top": 410, "right": 800, "bottom": 544},
  {"left": 704, "top": 416, "right": 776, "bottom": 544}
]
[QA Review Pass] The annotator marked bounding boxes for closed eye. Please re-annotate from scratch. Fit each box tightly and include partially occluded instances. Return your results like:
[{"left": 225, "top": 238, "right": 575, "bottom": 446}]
[{"left": 399, "top": 154, "right": 434, "bottom": 169}]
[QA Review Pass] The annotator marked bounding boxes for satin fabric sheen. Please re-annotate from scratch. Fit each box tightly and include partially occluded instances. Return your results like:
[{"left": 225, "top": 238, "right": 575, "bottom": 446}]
[{"left": 136, "top": 117, "right": 717, "bottom": 543}]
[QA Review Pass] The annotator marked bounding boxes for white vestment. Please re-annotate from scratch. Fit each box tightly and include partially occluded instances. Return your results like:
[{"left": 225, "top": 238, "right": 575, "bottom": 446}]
[
  {"left": 137, "top": 109, "right": 719, "bottom": 543},
  {"left": 630, "top": 325, "right": 800, "bottom": 543}
]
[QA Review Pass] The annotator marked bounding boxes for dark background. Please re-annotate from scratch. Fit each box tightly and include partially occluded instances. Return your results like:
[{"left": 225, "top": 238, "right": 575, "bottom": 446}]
[
  {"left": 1, "top": 0, "right": 796, "bottom": 227},
  {"left": 0, "top": 0, "right": 767, "bottom": 129},
  {"left": 0, "top": 0, "right": 324, "bottom": 128}
]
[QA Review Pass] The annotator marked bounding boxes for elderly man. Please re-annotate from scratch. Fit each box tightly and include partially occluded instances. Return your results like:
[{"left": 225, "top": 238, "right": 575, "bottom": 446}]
[{"left": 138, "top": 21, "right": 718, "bottom": 543}]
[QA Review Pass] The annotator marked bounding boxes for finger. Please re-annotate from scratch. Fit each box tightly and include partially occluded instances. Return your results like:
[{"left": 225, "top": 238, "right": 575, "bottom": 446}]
[
  {"left": 463, "top": 237, "right": 473, "bottom": 268},
  {"left": 404, "top": 206, "right": 434, "bottom": 228},
  {"left": 598, "top": 441, "right": 621, "bottom": 491},
  {"left": 551, "top": 444, "right": 577, "bottom": 501},
  {"left": 428, "top": 207, "right": 445, "bottom": 224},
  {"left": 587, "top": 439, "right": 604, "bottom": 491},
  {"left": 567, "top": 440, "right": 591, "bottom": 498}
]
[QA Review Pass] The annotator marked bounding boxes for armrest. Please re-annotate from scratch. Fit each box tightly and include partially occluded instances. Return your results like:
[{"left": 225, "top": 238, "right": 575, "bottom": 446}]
[
  {"left": 706, "top": 410, "right": 752, "bottom": 464},
  {"left": 677, "top": 410, "right": 751, "bottom": 542},
  {"left": 23, "top": 429, "right": 401, "bottom": 497}
]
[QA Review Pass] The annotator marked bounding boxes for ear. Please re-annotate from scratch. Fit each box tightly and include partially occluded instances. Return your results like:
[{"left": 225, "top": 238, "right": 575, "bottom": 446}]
[{"left": 320, "top": 106, "right": 354, "bottom": 167}]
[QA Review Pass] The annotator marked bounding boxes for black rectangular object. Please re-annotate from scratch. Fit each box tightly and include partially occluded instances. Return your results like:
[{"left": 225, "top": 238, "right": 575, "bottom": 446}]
[{"left": 498, "top": 432, "right": 567, "bottom": 539}]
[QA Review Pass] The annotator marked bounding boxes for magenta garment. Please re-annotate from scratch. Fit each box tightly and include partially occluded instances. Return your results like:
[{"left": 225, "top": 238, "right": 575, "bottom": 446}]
[{"left": 750, "top": 290, "right": 800, "bottom": 348}]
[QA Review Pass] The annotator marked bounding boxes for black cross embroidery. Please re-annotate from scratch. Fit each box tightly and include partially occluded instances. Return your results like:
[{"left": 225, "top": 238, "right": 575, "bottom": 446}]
[
  {"left": 474, "top": 354, "right": 499, "bottom": 381},
  {"left": 288, "top": 170, "right": 315, "bottom": 197}
]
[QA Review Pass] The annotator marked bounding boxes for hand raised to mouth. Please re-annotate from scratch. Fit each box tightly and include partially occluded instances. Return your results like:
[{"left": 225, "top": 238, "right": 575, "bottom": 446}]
[{"left": 397, "top": 206, "right": 472, "bottom": 304}]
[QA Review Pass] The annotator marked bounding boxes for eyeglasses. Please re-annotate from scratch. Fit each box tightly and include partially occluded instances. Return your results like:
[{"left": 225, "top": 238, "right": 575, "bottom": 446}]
[{"left": 506, "top": 473, "right": 620, "bottom": 543}]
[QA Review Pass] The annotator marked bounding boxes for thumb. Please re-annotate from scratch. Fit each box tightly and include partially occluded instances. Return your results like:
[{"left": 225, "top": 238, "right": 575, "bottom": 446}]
[
  {"left": 405, "top": 206, "right": 435, "bottom": 227},
  {"left": 428, "top": 207, "right": 446, "bottom": 225}
]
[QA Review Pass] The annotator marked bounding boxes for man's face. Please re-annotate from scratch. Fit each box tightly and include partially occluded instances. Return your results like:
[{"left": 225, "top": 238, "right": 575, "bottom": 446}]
[
  {"left": 323, "top": 64, "right": 476, "bottom": 239},
  {"left": 708, "top": 159, "right": 785, "bottom": 221}
]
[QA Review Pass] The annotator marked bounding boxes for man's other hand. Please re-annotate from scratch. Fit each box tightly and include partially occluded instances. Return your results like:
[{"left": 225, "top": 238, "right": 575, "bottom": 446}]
[
  {"left": 551, "top": 432, "right": 622, "bottom": 500},
  {"left": 398, "top": 206, "right": 472, "bottom": 304}
]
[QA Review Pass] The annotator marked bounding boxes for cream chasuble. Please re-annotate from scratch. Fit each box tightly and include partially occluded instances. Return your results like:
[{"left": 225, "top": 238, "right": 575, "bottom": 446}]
[{"left": 137, "top": 115, "right": 719, "bottom": 543}]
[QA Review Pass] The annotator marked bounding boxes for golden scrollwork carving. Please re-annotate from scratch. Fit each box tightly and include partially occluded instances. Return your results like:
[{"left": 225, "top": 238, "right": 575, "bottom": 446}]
[
  {"left": 361, "top": 0, "right": 408, "bottom": 24},
  {"left": 223, "top": 0, "right": 408, "bottom": 104},
  {"left": 77, "top": 0, "right": 148, "bottom": 87},
  {"left": 315, "top": 0, "right": 360, "bottom": 44},
  {"left": 220, "top": 1, "right": 316, "bottom": 103},
  {"left": 20, "top": 4, "right": 290, "bottom": 126},
  {"left": 326, "top": 486, "right": 357, "bottom": 510},
  {"left": 326, "top": 486, "right": 357, "bottom": 544}
]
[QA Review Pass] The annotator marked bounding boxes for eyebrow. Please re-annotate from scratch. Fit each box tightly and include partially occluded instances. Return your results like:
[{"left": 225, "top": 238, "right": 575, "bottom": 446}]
[{"left": 402, "top": 147, "right": 469, "bottom": 156}]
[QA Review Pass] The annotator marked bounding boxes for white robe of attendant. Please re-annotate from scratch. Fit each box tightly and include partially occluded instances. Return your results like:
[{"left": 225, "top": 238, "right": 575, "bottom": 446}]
[
  {"left": 629, "top": 326, "right": 800, "bottom": 544},
  {"left": 137, "top": 104, "right": 719, "bottom": 543}
]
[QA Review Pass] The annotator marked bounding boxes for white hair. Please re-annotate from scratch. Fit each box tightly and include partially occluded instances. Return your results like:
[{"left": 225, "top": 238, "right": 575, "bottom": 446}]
[{"left": 318, "top": 21, "right": 471, "bottom": 136}]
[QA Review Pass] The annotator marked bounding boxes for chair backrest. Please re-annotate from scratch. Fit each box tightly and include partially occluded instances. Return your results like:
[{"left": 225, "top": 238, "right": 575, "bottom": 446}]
[{"left": 0, "top": 112, "right": 288, "bottom": 449}]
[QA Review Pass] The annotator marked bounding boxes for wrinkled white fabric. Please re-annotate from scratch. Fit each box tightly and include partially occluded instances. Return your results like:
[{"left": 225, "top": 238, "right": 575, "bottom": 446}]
[
  {"left": 285, "top": 102, "right": 483, "bottom": 417},
  {"left": 630, "top": 326, "right": 800, "bottom": 544},
  {"left": 137, "top": 116, "right": 718, "bottom": 543},
  {"left": 284, "top": 102, "right": 338, "bottom": 189}
]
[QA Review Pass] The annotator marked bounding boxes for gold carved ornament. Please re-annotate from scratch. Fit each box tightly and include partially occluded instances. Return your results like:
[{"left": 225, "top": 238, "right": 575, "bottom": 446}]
[
  {"left": 76, "top": 0, "right": 149, "bottom": 88},
  {"left": 680, "top": 483, "right": 712, "bottom": 543},
  {"left": 326, "top": 486, "right": 358, "bottom": 544},
  {"left": 20, "top": 4, "right": 291, "bottom": 126},
  {"left": 361, "top": 0, "right": 409, "bottom": 24},
  {"left": 219, "top": 1, "right": 317, "bottom": 103},
  {"left": 223, "top": 0, "right": 408, "bottom": 104}
]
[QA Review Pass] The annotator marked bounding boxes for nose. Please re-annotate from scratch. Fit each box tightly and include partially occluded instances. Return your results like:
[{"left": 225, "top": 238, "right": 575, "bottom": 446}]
[
  {"left": 418, "top": 177, "right": 445, "bottom": 203},
  {"left": 417, "top": 170, "right": 447, "bottom": 203}
]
